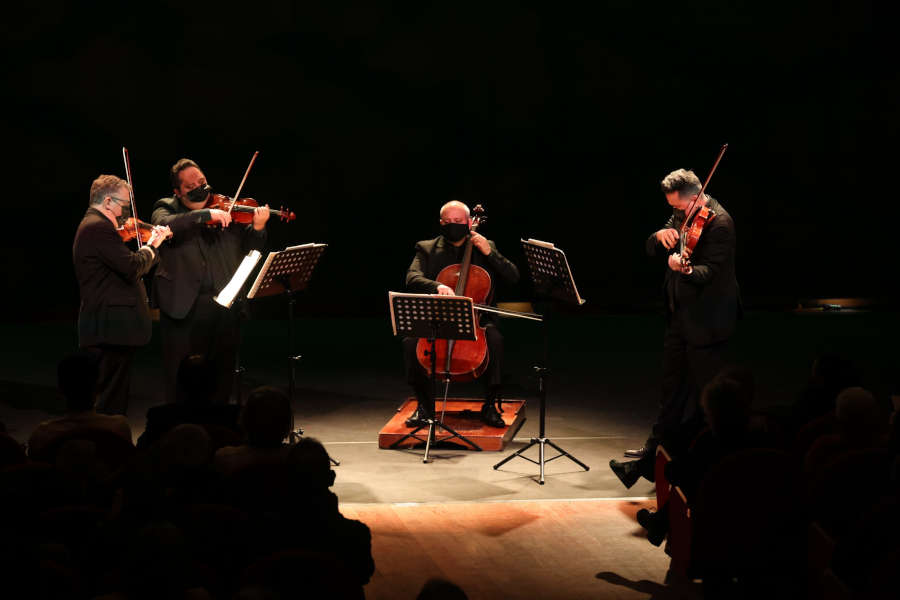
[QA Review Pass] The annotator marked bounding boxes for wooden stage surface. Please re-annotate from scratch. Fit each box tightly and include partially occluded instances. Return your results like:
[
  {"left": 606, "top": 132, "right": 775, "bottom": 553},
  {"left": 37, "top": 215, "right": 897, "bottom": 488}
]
[
  {"left": 378, "top": 398, "right": 527, "bottom": 451},
  {"left": 343, "top": 498, "right": 684, "bottom": 600}
]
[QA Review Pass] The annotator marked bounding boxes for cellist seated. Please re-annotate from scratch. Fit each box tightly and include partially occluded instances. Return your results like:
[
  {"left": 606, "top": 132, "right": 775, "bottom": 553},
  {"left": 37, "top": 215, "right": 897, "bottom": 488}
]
[{"left": 402, "top": 200, "right": 520, "bottom": 428}]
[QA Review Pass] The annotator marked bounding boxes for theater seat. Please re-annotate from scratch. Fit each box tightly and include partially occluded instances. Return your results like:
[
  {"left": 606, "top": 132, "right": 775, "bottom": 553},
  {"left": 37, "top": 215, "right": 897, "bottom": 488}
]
[
  {"left": 655, "top": 445, "right": 673, "bottom": 510},
  {"left": 690, "top": 448, "right": 805, "bottom": 593}
]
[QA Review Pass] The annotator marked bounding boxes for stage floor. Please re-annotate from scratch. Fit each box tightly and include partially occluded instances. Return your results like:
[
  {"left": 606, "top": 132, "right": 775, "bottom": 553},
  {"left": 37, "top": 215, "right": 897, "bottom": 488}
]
[{"left": 1, "top": 309, "right": 896, "bottom": 504}]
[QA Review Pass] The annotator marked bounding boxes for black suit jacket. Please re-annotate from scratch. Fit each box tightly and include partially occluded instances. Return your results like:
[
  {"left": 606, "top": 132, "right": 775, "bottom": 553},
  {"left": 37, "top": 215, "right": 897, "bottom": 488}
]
[
  {"left": 646, "top": 197, "right": 740, "bottom": 347},
  {"left": 73, "top": 207, "right": 158, "bottom": 347},
  {"left": 151, "top": 197, "right": 267, "bottom": 319},
  {"left": 406, "top": 235, "right": 520, "bottom": 300}
]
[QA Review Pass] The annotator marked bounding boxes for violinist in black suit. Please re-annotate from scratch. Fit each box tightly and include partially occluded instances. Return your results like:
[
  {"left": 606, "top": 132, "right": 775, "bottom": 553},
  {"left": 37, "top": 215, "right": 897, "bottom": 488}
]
[
  {"left": 73, "top": 175, "right": 171, "bottom": 414},
  {"left": 403, "top": 200, "right": 520, "bottom": 428},
  {"left": 151, "top": 158, "right": 269, "bottom": 404},
  {"left": 611, "top": 168, "right": 740, "bottom": 488}
]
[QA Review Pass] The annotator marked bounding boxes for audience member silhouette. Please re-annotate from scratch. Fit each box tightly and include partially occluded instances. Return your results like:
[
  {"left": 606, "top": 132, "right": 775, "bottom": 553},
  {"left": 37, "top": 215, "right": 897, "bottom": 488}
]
[
  {"left": 283, "top": 437, "right": 375, "bottom": 591},
  {"left": 804, "top": 386, "right": 889, "bottom": 480},
  {"left": 213, "top": 386, "right": 294, "bottom": 476},
  {"left": 791, "top": 353, "right": 861, "bottom": 433},
  {"left": 609, "top": 366, "right": 753, "bottom": 490},
  {"left": 104, "top": 520, "right": 210, "bottom": 600},
  {"left": 637, "top": 373, "right": 757, "bottom": 545},
  {"left": 137, "top": 354, "right": 240, "bottom": 450},
  {"left": 128, "top": 424, "right": 221, "bottom": 521},
  {"left": 28, "top": 351, "right": 132, "bottom": 459}
]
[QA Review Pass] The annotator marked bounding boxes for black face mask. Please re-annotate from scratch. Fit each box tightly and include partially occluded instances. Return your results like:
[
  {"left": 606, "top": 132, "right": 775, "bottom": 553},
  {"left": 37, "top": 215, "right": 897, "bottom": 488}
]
[
  {"left": 441, "top": 222, "right": 470, "bottom": 243},
  {"left": 114, "top": 203, "right": 132, "bottom": 228},
  {"left": 186, "top": 184, "right": 212, "bottom": 204}
]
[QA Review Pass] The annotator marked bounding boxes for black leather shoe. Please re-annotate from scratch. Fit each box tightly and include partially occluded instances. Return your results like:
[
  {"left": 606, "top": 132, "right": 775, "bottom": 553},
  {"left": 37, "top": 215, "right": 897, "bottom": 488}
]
[
  {"left": 405, "top": 409, "right": 432, "bottom": 427},
  {"left": 636, "top": 508, "right": 666, "bottom": 546},
  {"left": 481, "top": 403, "right": 505, "bottom": 428},
  {"left": 624, "top": 446, "right": 648, "bottom": 458},
  {"left": 609, "top": 459, "right": 642, "bottom": 489}
]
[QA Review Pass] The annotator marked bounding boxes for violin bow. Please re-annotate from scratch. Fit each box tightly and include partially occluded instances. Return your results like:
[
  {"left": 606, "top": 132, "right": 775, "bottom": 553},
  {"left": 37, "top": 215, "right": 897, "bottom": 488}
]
[
  {"left": 683, "top": 143, "right": 728, "bottom": 228},
  {"left": 121, "top": 146, "right": 142, "bottom": 248},
  {"left": 679, "top": 143, "right": 728, "bottom": 264},
  {"left": 227, "top": 150, "right": 260, "bottom": 216}
]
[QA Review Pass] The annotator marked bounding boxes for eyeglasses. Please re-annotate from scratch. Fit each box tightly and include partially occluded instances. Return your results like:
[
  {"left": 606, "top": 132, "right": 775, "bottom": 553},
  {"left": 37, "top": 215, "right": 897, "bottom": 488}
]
[{"left": 108, "top": 196, "right": 130, "bottom": 206}]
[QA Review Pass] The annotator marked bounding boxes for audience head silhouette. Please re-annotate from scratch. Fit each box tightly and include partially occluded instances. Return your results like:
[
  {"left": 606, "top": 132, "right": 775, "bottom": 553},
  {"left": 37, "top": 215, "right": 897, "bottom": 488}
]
[
  {"left": 160, "top": 423, "right": 213, "bottom": 471},
  {"left": 58, "top": 350, "right": 99, "bottom": 411},
  {"left": 416, "top": 578, "right": 469, "bottom": 600},
  {"left": 701, "top": 376, "right": 751, "bottom": 440},
  {"left": 718, "top": 364, "right": 756, "bottom": 404},
  {"left": 241, "top": 386, "right": 293, "bottom": 448},
  {"left": 288, "top": 437, "right": 336, "bottom": 490},
  {"left": 175, "top": 354, "right": 217, "bottom": 405},
  {"left": 835, "top": 386, "right": 884, "bottom": 441}
]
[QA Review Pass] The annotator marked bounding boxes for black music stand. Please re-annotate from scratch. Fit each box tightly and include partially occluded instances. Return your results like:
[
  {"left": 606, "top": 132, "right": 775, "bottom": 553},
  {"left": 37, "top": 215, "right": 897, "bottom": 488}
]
[
  {"left": 247, "top": 243, "right": 338, "bottom": 466},
  {"left": 214, "top": 249, "right": 264, "bottom": 407},
  {"left": 388, "top": 292, "right": 483, "bottom": 463},
  {"left": 492, "top": 239, "right": 589, "bottom": 484}
]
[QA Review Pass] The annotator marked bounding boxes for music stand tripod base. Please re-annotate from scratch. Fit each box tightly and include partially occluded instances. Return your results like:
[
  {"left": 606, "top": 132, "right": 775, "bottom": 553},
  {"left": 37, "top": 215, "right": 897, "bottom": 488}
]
[
  {"left": 492, "top": 240, "right": 590, "bottom": 483},
  {"left": 387, "top": 292, "right": 484, "bottom": 463},
  {"left": 492, "top": 369, "right": 589, "bottom": 484}
]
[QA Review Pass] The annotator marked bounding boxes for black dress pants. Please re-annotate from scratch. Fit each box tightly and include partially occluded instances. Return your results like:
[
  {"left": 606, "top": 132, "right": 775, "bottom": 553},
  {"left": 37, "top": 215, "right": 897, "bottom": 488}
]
[
  {"left": 160, "top": 293, "right": 239, "bottom": 405},
  {"left": 88, "top": 344, "right": 137, "bottom": 415},
  {"left": 646, "top": 313, "right": 728, "bottom": 459},
  {"left": 402, "top": 323, "right": 505, "bottom": 414}
]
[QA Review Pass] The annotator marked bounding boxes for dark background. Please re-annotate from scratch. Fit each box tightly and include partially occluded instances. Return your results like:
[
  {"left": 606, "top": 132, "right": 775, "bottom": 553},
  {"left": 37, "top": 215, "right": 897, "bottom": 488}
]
[{"left": 3, "top": 1, "right": 897, "bottom": 321}]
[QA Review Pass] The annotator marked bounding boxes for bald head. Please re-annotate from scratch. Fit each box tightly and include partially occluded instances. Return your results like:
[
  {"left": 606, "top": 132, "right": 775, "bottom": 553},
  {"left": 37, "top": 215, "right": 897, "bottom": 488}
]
[{"left": 440, "top": 200, "right": 470, "bottom": 221}]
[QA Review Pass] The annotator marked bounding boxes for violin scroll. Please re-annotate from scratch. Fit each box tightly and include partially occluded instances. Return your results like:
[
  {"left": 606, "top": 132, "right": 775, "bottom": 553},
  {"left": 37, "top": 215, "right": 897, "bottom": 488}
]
[{"left": 471, "top": 204, "right": 486, "bottom": 229}]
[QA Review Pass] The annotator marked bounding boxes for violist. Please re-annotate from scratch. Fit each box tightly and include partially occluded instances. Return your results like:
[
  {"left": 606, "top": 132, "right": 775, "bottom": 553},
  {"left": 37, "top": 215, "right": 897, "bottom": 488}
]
[{"left": 610, "top": 166, "right": 741, "bottom": 489}]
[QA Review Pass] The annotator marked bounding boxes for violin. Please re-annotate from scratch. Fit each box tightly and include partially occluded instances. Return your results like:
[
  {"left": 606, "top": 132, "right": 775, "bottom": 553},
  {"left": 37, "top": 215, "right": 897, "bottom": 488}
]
[
  {"left": 203, "top": 193, "right": 296, "bottom": 224},
  {"left": 415, "top": 205, "right": 491, "bottom": 382},
  {"left": 120, "top": 147, "right": 173, "bottom": 247},
  {"left": 679, "top": 143, "right": 728, "bottom": 271},
  {"left": 117, "top": 217, "right": 173, "bottom": 244},
  {"left": 199, "top": 150, "right": 295, "bottom": 226}
]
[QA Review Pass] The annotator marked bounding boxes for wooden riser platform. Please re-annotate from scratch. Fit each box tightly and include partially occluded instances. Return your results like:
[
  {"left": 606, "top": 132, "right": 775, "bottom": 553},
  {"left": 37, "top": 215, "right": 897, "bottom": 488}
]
[{"left": 378, "top": 397, "right": 526, "bottom": 451}]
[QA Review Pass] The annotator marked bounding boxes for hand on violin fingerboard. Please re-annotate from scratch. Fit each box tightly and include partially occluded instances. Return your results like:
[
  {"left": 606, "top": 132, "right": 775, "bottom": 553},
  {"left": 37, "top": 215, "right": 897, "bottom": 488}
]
[
  {"left": 436, "top": 284, "right": 455, "bottom": 296},
  {"left": 668, "top": 253, "right": 693, "bottom": 275},
  {"left": 208, "top": 209, "right": 232, "bottom": 228},
  {"left": 147, "top": 226, "right": 171, "bottom": 248},
  {"left": 655, "top": 228, "right": 679, "bottom": 250},
  {"left": 470, "top": 232, "right": 491, "bottom": 255},
  {"left": 252, "top": 204, "right": 270, "bottom": 230}
]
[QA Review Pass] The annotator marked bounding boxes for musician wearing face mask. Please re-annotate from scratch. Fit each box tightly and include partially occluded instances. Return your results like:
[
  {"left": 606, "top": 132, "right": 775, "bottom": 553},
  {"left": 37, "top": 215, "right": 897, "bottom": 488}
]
[
  {"left": 73, "top": 175, "right": 170, "bottom": 414},
  {"left": 151, "top": 158, "right": 270, "bottom": 405},
  {"left": 610, "top": 168, "right": 740, "bottom": 489},
  {"left": 403, "top": 200, "right": 520, "bottom": 428}
]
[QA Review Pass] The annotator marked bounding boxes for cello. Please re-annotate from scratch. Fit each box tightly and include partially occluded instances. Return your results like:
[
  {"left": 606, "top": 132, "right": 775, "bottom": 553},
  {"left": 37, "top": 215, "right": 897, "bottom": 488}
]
[{"left": 415, "top": 205, "right": 491, "bottom": 383}]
